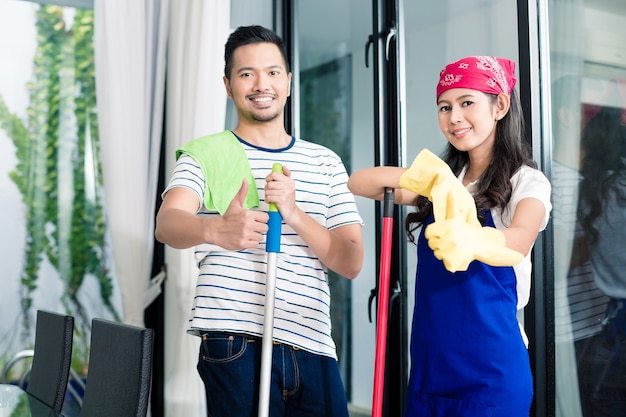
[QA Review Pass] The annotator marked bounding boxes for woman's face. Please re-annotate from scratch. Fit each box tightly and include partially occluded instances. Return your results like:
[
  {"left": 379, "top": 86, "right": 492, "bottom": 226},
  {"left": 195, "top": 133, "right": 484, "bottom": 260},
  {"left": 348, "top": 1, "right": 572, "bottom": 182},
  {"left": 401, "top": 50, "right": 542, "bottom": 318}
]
[{"left": 436, "top": 88, "right": 508, "bottom": 155}]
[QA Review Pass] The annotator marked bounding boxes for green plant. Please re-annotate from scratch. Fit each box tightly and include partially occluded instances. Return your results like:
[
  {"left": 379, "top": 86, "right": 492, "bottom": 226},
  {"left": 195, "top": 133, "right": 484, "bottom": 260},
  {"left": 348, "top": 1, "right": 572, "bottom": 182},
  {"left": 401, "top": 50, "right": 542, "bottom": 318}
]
[{"left": 0, "top": 5, "right": 120, "bottom": 367}]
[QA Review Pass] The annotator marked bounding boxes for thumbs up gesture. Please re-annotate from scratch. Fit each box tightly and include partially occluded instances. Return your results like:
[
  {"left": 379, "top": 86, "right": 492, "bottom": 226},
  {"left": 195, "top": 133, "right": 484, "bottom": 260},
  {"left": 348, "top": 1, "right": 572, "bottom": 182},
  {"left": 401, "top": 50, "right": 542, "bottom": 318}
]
[{"left": 218, "top": 179, "right": 269, "bottom": 250}]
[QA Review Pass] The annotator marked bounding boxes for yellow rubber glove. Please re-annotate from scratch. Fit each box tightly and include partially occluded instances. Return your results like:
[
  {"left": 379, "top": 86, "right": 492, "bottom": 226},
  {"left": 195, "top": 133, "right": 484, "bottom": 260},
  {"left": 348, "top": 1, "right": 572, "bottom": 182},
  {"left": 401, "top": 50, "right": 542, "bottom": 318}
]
[
  {"left": 399, "top": 149, "right": 478, "bottom": 225},
  {"left": 424, "top": 216, "right": 525, "bottom": 273}
]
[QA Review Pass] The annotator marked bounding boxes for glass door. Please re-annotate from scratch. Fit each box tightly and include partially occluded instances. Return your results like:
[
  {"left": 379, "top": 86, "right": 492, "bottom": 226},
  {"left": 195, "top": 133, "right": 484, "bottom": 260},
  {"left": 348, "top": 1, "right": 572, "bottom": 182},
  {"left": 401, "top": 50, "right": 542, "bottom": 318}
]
[
  {"left": 290, "top": 0, "right": 626, "bottom": 415},
  {"left": 400, "top": 0, "right": 522, "bottom": 372},
  {"left": 548, "top": 0, "right": 626, "bottom": 416},
  {"left": 291, "top": 2, "right": 375, "bottom": 415},
  {"left": 293, "top": 1, "right": 525, "bottom": 415},
  {"left": 400, "top": 0, "right": 524, "bottom": 414}
]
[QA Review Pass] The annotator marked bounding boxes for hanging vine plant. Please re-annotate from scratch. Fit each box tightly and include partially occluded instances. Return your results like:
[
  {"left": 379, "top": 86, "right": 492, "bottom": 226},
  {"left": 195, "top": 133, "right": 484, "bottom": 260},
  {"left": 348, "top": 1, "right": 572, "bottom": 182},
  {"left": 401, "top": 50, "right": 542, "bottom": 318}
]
[{"left": 0, "top": 5, "right": 120, "bottom": 368}]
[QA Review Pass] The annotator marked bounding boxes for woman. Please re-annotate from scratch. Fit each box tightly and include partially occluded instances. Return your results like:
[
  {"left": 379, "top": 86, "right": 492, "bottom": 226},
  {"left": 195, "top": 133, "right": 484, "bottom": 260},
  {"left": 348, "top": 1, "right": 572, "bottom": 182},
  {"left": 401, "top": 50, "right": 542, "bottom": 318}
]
[{"left": 348, "top": 56, "right": 552, "bottom": 416}]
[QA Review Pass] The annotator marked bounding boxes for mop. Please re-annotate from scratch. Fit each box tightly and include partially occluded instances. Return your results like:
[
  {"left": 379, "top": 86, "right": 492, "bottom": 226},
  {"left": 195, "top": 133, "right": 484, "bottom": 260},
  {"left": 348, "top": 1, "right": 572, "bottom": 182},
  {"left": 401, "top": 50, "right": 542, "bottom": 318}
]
[
  {"left": 258, "top": 163, "right": 283, "bottom": 417},
  {"left": 372, "top": 188, "right": 394, "bottom": 417}
]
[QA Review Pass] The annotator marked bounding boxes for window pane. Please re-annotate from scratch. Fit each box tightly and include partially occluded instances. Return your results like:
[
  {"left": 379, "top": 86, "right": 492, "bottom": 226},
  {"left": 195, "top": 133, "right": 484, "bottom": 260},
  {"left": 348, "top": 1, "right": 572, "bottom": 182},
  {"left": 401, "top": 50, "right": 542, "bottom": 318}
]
[
  {"left": 293, "top": 1, "right": 374, "bottom": 413},
  {"left": 550, "top": 0, "right": 626, "bottom": 415}
]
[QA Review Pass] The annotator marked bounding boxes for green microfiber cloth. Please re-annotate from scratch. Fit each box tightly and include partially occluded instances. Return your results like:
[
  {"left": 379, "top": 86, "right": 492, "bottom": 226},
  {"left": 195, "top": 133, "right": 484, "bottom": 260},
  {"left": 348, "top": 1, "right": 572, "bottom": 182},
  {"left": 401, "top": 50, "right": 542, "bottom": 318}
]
[{"left": 176, "top": 131, "right": 259, "bottom": 214}]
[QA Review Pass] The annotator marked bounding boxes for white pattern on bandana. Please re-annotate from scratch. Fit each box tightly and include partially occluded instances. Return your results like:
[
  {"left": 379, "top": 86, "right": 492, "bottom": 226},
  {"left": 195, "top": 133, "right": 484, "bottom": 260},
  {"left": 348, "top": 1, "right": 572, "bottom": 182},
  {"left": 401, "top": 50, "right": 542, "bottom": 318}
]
[{"left": 475, "top": 56, "right": 509, "bottom": 95}]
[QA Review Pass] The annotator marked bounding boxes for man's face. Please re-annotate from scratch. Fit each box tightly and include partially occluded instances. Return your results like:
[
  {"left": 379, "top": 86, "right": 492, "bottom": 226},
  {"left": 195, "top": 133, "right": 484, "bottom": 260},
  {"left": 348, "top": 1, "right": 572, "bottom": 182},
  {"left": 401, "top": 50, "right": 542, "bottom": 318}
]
[{"left": 224, "top": 42, "right": 292, "bottom": 124}]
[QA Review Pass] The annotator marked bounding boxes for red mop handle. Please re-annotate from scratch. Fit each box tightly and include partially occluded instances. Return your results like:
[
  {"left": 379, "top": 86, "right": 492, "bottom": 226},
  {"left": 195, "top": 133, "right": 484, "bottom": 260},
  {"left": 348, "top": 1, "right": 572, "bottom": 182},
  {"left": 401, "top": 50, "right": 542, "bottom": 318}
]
[{"left": 372, "top": 188, "right": 394, "bottom": 417}]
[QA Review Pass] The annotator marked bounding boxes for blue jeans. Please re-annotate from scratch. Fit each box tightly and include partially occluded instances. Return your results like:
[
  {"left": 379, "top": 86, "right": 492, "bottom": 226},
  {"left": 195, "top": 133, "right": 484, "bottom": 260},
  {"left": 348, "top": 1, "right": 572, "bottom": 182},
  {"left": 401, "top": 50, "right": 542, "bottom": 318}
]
[
  {"left": 197, "top": 332, "right": 350, "bottom": 417},
  {"left": 577, "top": 300, "right": 626, "bottom": 417}
]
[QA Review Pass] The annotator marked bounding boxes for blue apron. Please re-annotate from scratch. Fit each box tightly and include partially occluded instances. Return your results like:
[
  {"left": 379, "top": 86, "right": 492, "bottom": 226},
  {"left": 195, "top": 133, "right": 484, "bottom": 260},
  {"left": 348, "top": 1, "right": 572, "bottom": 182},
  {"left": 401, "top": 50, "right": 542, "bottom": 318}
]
[{"left": 404, "top": 213, "right": 533, "bottom": 417}]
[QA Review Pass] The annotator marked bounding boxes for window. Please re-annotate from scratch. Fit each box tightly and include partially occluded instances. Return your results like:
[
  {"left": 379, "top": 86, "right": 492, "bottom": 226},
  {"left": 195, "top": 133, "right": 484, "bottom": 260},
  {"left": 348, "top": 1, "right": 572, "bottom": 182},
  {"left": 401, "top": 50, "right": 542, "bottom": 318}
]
[
  {"left": 0, "top": 0, "right": 121, "bottom": 388},
  {"left": 549, "top": 1, "right": 626, "bottom": 414}
]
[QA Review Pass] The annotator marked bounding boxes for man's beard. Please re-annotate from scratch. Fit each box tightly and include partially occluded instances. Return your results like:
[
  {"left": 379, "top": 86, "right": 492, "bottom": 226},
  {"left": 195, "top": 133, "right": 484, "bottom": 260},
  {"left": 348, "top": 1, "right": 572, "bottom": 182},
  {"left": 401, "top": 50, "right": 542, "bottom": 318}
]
[{"left": 250, "top": 110, "right": 280, "bottom": 123}]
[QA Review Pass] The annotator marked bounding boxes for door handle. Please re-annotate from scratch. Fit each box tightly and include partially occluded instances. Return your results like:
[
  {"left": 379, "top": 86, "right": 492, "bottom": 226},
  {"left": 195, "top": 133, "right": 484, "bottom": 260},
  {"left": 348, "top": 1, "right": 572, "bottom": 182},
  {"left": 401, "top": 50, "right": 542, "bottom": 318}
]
[{"left": 385, "top": 27, "right": 397, "bottom": 61}]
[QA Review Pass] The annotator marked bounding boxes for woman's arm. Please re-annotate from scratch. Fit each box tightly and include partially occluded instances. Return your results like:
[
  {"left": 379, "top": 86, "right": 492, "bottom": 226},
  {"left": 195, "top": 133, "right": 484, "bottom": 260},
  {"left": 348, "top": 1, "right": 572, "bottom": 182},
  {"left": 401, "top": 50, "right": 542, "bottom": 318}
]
[
  {"left": 348, "top": 166, "right": 419, "bottom": 205},
  {"left": 502, "top": 197, "right": 547, "bottom": 256}
]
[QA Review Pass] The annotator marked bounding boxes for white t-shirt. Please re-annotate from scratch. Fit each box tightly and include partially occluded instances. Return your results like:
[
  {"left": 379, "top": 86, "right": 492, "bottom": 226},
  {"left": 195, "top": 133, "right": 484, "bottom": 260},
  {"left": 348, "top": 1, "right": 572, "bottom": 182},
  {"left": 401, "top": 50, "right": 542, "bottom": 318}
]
[{"left": 463, "top": 165, "right": 552, "bottom": 345}]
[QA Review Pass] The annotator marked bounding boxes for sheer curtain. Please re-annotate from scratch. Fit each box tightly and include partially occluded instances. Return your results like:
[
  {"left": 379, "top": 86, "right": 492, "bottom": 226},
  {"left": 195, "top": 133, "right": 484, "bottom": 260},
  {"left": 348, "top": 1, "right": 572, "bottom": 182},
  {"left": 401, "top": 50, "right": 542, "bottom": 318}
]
[
  {"left": 93, "top": 0, "right": 168, "bottom": 327},
  {"left": 94, "top": 0, "right": 231, "bottom": 413},
  {"left": 163, "top": 1, "right": 230, "bottom": 415}
]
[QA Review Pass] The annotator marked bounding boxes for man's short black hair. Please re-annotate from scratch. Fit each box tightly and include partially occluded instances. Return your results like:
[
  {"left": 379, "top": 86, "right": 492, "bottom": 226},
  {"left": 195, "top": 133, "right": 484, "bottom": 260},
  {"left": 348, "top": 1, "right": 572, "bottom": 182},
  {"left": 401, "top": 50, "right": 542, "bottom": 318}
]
[{"left": 224, "top": 25, "right": 290, "bottom": 79}]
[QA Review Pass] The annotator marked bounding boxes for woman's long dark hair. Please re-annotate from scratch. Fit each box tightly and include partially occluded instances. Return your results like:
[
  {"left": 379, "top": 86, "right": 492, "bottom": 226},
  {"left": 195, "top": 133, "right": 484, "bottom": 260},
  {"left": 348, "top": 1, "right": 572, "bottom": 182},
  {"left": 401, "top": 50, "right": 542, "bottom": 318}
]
[
  {"left": 405, "top": 89, "right": 536, "bottom": 242},
  {"left": 578, "top": 106, "right": 626, "bottom": 245}
]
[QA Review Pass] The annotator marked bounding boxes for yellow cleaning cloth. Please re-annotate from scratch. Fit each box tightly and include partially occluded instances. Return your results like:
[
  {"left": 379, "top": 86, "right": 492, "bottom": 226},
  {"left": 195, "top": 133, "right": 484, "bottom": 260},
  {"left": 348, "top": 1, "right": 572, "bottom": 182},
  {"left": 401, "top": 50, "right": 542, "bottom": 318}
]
[{"left": 176, "top": 131, "right": 259, "bottom": 215}]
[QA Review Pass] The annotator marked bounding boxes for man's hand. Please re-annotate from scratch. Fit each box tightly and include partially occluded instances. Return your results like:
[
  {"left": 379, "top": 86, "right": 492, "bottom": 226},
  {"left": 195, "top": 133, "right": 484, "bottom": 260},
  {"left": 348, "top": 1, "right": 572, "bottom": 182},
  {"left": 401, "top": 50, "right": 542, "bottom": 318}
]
[
  {"left": 218, "top": 179, "right": 269, "bottom": 250},
  {"left": 264, "top": 166, "right": 298, "bottom": 223}
]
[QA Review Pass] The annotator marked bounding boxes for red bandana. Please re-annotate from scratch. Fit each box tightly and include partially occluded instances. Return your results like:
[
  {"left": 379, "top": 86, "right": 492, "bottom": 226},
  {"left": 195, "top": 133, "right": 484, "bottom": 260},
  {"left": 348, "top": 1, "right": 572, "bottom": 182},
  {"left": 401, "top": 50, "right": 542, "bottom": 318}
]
[{"left": 436, "top": 56, "right": 517, "bottom": 99}]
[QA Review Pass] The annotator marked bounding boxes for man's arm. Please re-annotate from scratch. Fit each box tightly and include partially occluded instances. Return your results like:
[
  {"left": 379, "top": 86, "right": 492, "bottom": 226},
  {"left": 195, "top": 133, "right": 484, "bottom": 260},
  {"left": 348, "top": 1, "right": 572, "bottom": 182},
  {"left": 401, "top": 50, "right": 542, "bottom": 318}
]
[
  {"left": 287, "top": 210, "right": 363, "bottom": 279},
  {"left": 155, "top": 180, "right": 269, "bottom": 250}
]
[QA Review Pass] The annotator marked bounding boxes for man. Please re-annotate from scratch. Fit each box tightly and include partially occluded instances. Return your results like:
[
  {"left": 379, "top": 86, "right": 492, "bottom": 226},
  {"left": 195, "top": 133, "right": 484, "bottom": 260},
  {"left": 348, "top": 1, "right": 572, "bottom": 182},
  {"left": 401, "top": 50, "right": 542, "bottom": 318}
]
[{"left": 155, "top": 25, "right": 363, "bottom": 417}]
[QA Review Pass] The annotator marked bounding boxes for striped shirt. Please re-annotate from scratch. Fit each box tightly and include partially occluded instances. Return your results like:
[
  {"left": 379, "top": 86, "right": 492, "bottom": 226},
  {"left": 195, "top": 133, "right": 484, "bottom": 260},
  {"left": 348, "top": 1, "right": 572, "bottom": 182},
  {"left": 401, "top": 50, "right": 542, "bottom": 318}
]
[
  {"left": 163, "top": 135, "right": 363, "bottom": 359},
  {"left": 551, "top": 161, "right": 608, "bottom": 341}
]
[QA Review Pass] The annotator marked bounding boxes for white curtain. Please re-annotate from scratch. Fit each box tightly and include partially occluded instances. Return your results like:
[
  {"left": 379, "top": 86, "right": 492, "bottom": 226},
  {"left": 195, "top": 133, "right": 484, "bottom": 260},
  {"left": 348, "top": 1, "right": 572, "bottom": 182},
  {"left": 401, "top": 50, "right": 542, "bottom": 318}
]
[
  {"left": 94, "top": 0, "right": 169, "bottom": 327},
  {"left": 163, "top": 1, "right": 230, "bottom": 415}
]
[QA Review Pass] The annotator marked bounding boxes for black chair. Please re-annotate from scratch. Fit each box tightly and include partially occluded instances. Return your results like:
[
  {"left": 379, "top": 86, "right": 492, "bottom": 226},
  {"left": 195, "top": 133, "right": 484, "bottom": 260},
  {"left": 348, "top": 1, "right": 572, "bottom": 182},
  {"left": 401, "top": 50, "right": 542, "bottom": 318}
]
[
  {"left": 7, "top": 310, "right": 75, "bottom": 415},
  {"left": 80, "top": 318, "right": 154, "bottom": 417}
]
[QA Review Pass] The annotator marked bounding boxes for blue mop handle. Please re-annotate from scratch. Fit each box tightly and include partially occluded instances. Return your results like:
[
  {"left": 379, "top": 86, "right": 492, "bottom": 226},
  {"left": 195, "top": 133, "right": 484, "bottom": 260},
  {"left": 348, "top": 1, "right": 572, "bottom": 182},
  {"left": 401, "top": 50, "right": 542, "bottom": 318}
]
[{"left": 266, "top": 163, "right": 283, "bottom": 253}]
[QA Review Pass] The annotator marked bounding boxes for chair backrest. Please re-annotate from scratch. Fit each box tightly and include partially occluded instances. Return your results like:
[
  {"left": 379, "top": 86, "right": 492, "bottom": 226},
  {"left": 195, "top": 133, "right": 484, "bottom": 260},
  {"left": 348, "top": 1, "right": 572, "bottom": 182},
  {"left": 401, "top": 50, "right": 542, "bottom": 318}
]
[
  {"left": 80, "top": 318, "right": 154, "bottom": 417},
  {"left": 26, "top": 309, "right": 74, "bottom": 414}
]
